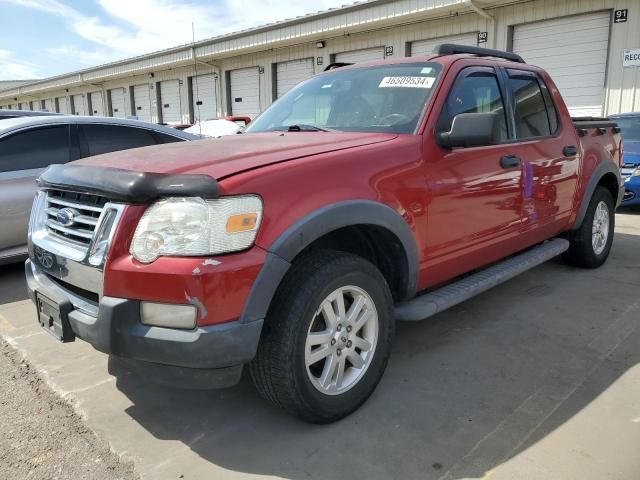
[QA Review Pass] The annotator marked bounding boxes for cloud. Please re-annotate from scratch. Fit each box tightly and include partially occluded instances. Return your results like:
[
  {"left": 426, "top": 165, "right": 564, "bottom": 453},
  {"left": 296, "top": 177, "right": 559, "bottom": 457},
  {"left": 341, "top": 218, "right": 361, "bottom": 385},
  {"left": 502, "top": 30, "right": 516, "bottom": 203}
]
[
  {"left": 4, "top": 0, "right": 351, "bottom": 57},
  {"left": 0, "top": 49, "right": 40, "bottom": 79},
  {"left": 45, "top": 46, "right": 119, "bottom": 68}
]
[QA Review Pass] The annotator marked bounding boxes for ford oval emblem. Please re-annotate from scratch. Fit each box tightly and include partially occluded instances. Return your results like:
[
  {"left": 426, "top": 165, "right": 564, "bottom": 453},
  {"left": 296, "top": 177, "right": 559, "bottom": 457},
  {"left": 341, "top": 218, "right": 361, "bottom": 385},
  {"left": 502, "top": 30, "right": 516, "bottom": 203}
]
[
  {"left": 56, "top": 207, "right": 78, "bottom": 227},
  {"left": 35, "top": 246, "right": 54, "bottom": 269}
]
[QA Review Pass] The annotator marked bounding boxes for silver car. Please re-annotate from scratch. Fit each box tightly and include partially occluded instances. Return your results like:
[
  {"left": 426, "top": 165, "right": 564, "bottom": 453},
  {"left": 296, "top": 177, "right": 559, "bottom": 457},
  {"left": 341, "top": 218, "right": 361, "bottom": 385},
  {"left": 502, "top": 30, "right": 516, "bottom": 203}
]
[{"left": 0, "top": 116, "right": 199, "bottom": 265}]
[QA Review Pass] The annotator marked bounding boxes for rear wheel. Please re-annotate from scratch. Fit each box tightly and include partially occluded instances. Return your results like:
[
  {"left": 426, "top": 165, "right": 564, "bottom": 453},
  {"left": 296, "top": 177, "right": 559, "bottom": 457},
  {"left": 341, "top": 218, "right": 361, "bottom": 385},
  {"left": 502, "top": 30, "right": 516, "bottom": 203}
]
[
  {"left": 563, "top": 186, "right": 615, "bottom": 268},
  {"left": 249, "top": 251, "right": 393, "bottom": 423}
]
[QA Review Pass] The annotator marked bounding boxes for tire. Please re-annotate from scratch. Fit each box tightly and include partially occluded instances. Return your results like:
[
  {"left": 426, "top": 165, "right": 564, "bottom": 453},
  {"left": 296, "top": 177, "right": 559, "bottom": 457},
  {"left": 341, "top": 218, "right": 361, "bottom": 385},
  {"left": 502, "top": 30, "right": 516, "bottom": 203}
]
[
  {"left": 563, "top": 186, "right": 615, "bottom": 268},
  {"left": 249, "top": 250, "right": 394, "bottom": 423}
]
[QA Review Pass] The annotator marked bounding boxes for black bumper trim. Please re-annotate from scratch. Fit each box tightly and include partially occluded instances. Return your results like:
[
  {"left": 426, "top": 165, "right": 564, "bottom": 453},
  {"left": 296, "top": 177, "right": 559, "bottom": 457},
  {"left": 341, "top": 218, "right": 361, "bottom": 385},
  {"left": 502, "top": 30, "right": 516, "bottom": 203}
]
[
  {"left": 108, "top": 357, "right": 243, "bottom": 390},
  {"left": 26, "top": 260, "right": 262, "bottom": 389}
]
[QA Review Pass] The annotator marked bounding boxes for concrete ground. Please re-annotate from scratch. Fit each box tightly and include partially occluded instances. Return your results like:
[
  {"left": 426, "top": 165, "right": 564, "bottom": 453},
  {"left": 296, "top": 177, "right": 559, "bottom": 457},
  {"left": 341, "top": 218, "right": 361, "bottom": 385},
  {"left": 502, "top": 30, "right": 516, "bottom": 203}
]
[{"left": 1, "top": 212, "right": 639, "bottom": 480}]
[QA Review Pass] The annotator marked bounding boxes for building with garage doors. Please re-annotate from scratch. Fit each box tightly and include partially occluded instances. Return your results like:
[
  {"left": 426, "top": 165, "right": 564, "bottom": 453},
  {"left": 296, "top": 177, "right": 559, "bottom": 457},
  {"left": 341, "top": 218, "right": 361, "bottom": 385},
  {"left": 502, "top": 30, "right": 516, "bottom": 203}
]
[{"left": 1, "top": 0, "right": 639, "bottom": 121}]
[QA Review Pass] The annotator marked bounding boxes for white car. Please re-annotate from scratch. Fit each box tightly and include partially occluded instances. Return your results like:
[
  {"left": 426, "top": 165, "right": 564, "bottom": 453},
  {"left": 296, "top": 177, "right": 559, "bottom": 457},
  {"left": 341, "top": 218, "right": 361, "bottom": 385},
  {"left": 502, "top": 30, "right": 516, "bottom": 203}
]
[{"left": 185, "top": 119, "right": 241, "bottom": 137}]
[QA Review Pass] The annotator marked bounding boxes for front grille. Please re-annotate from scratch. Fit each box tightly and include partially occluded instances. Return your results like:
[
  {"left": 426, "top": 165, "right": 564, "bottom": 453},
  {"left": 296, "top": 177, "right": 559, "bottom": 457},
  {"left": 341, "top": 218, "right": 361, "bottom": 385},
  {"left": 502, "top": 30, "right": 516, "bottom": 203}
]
[{"left": 45, "top": 190, "right": 108, "bottom": 247}]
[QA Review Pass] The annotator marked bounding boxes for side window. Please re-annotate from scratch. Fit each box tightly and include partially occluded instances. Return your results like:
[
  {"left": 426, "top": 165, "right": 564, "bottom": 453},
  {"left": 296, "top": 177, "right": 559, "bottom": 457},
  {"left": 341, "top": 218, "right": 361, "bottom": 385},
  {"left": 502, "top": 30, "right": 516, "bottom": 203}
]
[
  {"left": 0, "top": 126, "right": 70, "bottom": 173},
  {"left": 81, "top": 124, "right": 158, "bottom": 157},
  {"left": 508, "top": 73, "right": 552, "bottom": 139},
  {"left": 438, "top": 70, "right": 508, "bottom": 142},
  {"left": 154, "top": 132, "right": 186, "bottom": 144},
  {"left": 538, "top": 79, "right": 559, "bottom": 134}
]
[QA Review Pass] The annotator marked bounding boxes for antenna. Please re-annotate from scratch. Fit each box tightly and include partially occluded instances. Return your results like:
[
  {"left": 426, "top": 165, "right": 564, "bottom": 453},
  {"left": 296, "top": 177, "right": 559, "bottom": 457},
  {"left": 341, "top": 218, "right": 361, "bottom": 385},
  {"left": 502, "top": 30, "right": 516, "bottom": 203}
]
[{"left": 192, "top": 21, "right": 202, "bottom": 137}]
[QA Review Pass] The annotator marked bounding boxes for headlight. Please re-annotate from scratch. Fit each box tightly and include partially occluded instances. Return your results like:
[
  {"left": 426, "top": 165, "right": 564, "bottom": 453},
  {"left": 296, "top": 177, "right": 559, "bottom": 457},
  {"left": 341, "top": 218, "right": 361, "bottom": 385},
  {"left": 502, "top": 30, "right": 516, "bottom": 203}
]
[
  {"left": 130, "top": 196, "right": 262, "bottom": 263},
  {"left": 633, "top": 167, "right": 640, "bottom": 177}
]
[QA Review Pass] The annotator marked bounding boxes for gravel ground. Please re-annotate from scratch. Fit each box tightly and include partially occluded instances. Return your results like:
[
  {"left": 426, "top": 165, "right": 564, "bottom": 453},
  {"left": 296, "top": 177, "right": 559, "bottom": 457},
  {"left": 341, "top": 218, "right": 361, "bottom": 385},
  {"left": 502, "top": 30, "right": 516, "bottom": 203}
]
[{"left": 0, "top": 340, "right": 138, "bottom": 480}]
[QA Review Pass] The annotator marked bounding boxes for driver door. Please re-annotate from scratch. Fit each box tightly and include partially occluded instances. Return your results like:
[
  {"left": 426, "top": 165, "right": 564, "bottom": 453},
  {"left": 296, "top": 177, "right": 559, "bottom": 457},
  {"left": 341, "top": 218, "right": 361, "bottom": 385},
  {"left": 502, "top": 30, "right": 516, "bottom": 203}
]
[{"left": 422, "top": 66, "right": 525, "bottom": 285}]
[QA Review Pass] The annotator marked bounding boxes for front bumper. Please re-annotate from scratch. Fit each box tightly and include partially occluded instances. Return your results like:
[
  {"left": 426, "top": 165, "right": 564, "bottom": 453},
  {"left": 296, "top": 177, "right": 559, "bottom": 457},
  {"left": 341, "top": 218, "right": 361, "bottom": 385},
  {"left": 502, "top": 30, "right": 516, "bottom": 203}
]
[{"left": 26, "top": 259, "right": 263, "bottom": 389}]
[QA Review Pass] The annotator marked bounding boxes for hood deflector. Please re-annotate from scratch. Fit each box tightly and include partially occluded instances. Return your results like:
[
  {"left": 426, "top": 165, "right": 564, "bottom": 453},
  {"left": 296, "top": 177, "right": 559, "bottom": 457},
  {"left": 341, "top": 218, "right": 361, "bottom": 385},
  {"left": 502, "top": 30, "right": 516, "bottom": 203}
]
[{"left": 38, "top": 164, "right": 219, "bottom": 203}]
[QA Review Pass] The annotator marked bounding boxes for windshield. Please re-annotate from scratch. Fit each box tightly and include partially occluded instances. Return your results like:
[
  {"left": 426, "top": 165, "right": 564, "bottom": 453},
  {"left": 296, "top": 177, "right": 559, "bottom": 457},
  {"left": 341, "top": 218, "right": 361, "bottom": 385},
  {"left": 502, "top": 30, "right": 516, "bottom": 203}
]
[
  {"left": 246, "top": 62, "right": 443, "bottom": 135},
  {"left": 614, "top": 116, "right": 640, "bottom": 142}
]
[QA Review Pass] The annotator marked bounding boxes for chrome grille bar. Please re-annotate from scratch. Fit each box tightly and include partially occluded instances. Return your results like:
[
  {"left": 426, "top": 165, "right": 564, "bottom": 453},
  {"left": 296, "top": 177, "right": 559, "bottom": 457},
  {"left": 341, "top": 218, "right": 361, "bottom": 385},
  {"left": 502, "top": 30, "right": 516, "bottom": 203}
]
[
  {"left": 47, "top": 196, "right": 104, "bottom": 213},
  {"left": 45, "top": 207, "right": 99, "bottom": 226},
  {"left": 46, "top": 219, "right": 95, "bottom": 240},
  {"left": 44, "top": 190, "right": 108, "bottom": 248}
]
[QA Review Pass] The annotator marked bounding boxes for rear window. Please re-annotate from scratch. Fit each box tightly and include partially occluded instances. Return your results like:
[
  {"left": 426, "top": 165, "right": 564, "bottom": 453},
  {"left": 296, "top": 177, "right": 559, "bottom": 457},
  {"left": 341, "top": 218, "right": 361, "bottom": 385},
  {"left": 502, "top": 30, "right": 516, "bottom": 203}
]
[
  {"left": 81, "top": 124, "right": 158, "bottom": 157},
  {"left": 614, "top": 117, "right": 640, "bottom": 142},
  {"left": 509, "top": 75, "right": 552, "bottom": 139},
  {"left": 154, "top": 131, "right": 185, "bottom": 144}
]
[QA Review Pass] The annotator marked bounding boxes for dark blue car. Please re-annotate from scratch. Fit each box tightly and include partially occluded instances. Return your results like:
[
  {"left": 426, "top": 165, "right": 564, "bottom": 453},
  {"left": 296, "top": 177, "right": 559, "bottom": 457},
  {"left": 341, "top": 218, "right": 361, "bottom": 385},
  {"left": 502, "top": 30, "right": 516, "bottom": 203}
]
[{"left": 611, "top": 113, "right": 640, "bottom": 208}]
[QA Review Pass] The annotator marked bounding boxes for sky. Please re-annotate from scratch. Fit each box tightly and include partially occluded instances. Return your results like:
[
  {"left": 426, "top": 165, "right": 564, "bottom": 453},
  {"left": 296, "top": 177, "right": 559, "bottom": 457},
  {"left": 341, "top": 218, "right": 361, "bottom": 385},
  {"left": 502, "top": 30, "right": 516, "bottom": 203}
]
[{"left": 0, "top": 0, "right": 351, "bottom": 80}]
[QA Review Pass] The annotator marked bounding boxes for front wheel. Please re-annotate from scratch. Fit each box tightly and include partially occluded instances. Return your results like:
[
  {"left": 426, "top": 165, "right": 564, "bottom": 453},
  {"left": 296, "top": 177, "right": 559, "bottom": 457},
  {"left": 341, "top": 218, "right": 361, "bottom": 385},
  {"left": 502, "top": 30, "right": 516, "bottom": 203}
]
[
  {"left": 249, "top": 251, "right": 394, "bottom": 423},
  {"left": 563, "top": 186, "right": 615, "bottom": 268}
]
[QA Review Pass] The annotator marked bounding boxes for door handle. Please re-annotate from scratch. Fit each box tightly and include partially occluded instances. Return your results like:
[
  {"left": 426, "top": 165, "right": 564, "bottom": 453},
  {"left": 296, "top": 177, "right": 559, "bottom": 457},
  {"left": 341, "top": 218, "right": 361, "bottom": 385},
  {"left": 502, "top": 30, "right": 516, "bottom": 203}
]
[
  {"left": 563, "top": 145, "right": 578, "bottom": 157},
  {"left": 500, "top": 155, "right": 521, "bottom": 169}
]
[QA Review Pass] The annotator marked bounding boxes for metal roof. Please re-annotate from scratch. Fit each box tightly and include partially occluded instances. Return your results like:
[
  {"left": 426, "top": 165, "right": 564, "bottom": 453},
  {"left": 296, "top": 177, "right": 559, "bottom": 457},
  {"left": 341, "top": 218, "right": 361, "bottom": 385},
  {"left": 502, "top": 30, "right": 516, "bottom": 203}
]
[{"left": 0, "top": 80, "right": 36, "bottom": 91}]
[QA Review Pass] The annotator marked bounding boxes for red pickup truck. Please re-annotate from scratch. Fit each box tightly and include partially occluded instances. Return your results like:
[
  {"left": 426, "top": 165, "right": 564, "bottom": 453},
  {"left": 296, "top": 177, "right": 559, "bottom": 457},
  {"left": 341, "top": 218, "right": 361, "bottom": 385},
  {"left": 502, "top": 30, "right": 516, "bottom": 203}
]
[{"left": 26, "top": 45, "right": 623, "bottom": 423}]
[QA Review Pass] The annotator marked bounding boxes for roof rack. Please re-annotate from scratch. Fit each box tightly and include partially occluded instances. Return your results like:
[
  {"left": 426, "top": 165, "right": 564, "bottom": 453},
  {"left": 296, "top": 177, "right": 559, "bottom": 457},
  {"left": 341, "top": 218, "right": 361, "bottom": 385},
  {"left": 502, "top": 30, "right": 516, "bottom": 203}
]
[
  {"left": 324, "top": 62, "right": 353, "bottom": 71},
  {"left": 433, "top": 43, "right": 525, "bottom": 63}
]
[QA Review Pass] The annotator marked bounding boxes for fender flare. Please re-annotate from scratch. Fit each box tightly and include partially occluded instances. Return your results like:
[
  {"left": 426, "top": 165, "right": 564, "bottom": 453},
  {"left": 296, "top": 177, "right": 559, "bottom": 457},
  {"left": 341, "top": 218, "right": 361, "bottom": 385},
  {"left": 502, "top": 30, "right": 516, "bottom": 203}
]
[
  {"left": 239, "top": 200, "right": 419, "bottom": 324},
  {"left": 572, "top": 161, "right": 623, "bottom": 230}
]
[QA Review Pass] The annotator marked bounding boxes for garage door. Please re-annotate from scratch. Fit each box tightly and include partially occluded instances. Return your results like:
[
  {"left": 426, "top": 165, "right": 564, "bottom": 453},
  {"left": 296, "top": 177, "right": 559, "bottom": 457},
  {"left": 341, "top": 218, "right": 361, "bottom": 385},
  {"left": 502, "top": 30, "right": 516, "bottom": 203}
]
[
  {"left": 133, "top": 84, "right": 152, "bottom": 122},
  {"left": 44, "top": 98, "right": 54, "bottom": 113},
  {"left": 160, "top": 79, "right": 182, "bottom": 123},
  {"left": 90, "top": 92, "right": 105, "bottom": 116},
  {"left": 512, "top": 11, "right": 610, "bottom": 117},
  {"left": 109, "top": 88, "right": 126, "bottom": 118},
  {"left": 191, "top": 74, "right": 218, "bottom": 122},
  {"left": 230, "top": 67, "right": 260, "bottom": 118},
  {"left": 276, "top": 58, "right": 315, "bottom": 98},
  {"left": 334, "top": 47, "right": 384, "bottom": 64},
  {"left": 192, "top": 74, "right": 217, "bottom": 122},
  {"left": 410, "top": 32, "right": 478, "bottom": 57},
  {"left": 72, "top": 95, "right": 86, "bottom": 115},
  {"left": 57, "top": 97, "right": 68, "bottom": 114}
]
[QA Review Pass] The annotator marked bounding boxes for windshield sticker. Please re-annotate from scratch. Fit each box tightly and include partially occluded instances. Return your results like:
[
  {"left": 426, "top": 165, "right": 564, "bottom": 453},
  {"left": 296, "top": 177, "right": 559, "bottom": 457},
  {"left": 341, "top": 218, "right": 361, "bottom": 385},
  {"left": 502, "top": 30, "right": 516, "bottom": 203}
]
[
  {"left": 378, "top": 76, "right": 435, "bottom": 89},
  {"left": 420, "top": 67, "right": 433, "bottom": 74}
]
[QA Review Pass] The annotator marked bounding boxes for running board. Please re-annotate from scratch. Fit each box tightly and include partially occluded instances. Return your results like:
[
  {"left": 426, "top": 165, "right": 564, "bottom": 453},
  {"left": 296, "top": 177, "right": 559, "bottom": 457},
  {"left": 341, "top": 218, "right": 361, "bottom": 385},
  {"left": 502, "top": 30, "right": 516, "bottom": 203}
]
[{"left": 394, "top": 238, "right": 570, "bottom": 322}]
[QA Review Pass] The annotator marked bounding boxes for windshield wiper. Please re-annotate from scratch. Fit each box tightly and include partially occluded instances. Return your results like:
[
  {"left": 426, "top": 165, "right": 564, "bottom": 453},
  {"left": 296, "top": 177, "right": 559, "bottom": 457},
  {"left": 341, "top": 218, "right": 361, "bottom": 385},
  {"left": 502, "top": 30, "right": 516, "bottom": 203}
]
[{"left": 286, "top": 124, "right": 335, "bottom": 132}]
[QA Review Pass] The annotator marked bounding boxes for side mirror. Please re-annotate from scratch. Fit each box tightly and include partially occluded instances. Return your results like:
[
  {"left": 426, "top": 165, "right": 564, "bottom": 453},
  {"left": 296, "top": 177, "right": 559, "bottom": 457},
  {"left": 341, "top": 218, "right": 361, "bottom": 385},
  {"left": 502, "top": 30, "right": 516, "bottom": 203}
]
[{"left": 437, "top": 112, "right": 500, "bottom": 148}]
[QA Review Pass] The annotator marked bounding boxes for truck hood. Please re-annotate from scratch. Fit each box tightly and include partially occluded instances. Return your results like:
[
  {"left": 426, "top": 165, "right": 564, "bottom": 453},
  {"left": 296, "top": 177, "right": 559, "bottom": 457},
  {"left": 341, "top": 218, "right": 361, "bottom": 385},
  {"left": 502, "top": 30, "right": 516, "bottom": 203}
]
[{"left": 74, "top": 131, "right": 397, "bottom": 179}]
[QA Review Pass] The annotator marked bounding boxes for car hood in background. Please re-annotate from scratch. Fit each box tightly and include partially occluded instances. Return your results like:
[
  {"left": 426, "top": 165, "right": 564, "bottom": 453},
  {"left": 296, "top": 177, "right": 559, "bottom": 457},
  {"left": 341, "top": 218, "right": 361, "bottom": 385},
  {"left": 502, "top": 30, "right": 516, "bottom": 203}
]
[{"left": 73, "top": 131, "right": 398, "bottom": 180}]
